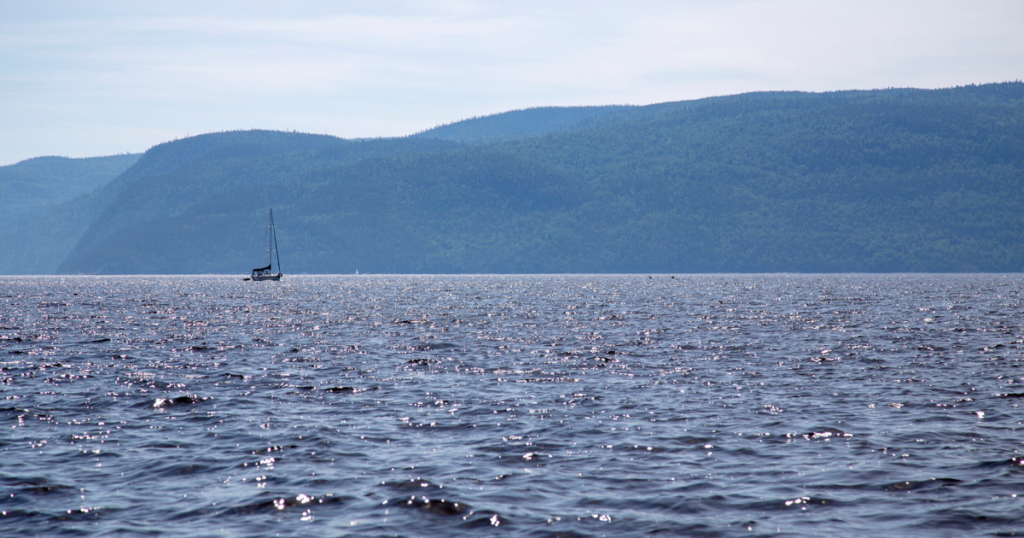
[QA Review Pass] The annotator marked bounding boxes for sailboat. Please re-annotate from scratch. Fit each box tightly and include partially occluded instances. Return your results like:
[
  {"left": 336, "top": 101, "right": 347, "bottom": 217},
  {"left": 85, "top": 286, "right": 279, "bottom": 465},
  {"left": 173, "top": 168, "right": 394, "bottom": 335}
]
[{"left": 249, "top": 208, "right": 283, "bottom": 281}]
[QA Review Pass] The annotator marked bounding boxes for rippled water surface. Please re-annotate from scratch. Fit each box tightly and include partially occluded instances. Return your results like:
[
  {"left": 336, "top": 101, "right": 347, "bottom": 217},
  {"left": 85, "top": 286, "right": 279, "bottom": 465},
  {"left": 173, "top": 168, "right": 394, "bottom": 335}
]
[{"left": 1, "top": 275, "right": 1023, "bottom": 537}]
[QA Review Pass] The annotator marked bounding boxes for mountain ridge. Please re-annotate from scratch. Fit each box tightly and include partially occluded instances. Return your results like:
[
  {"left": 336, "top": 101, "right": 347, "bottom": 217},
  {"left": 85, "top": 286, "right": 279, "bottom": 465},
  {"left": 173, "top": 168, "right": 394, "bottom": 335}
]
[{"left": 2, "top": 82, "right": 1021, "bottom": 274}]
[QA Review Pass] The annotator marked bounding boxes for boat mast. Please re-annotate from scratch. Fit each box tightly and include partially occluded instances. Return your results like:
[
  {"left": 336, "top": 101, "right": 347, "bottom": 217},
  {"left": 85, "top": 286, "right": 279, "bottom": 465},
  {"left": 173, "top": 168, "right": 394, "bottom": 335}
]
[{"left": 270, "top": 208, "right": 282, "bottom": 275}]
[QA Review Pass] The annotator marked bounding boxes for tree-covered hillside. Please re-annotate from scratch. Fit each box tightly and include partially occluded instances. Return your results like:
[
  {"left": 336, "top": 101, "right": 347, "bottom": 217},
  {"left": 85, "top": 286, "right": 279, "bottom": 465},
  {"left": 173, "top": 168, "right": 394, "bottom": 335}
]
[
  {"left": 496, "top": 85, "right": 1024, "bottom": 271},
  {"left": 58, "top": 149, "right": 587, "bottom": 274},
  {"left": 0, "top": 154, "right": 139, "bottom": 229},
  {"left": 415, "top": 105, "right": 634, "bottom": 145},
  {"left": 3, "top": 83, "right": 1022, "bottom": 274},
  {"left": 0, "top": 131, "right": 456, "bottom": 274}
]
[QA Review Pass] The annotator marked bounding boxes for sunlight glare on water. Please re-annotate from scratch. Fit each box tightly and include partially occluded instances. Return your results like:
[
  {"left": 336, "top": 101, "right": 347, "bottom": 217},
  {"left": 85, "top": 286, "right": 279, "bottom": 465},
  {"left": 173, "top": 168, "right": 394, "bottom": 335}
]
[{"left": 1, "top": 274, "right": 1022, "bottom": 536}]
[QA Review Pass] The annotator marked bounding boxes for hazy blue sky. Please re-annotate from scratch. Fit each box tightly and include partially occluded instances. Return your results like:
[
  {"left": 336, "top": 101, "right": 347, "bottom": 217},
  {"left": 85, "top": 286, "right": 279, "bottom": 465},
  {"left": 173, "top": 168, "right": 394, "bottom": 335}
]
[{"left": 2, "top": 0, "right": 1021, "bottom": 165}]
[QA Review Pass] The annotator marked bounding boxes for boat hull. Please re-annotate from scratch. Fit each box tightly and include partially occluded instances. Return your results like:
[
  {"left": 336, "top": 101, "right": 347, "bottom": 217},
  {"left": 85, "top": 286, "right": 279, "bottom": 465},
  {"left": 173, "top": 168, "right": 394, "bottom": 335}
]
[{"left": 251, "top": 273, "right": 282, "bottom": 281}]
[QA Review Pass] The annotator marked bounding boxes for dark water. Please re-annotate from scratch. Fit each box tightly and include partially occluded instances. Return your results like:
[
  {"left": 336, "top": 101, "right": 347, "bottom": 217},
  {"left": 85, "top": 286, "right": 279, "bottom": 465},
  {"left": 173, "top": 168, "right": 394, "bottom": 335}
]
[{"left": 1, "top": 275, "right": 1022, "bottom": 537}]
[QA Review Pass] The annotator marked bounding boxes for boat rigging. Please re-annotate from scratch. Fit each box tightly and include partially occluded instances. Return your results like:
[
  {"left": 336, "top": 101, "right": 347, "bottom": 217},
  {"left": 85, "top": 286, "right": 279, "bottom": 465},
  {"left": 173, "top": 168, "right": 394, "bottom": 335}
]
[{"left": 249, "top": 208, "right": 283, "bottom": 281}]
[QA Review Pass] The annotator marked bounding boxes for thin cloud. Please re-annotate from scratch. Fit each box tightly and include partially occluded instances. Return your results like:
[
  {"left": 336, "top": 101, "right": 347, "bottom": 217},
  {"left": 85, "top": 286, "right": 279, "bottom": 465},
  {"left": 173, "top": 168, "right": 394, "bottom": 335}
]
[{"left": 1, "top": 0, "right": 1021, "bottom": 164}]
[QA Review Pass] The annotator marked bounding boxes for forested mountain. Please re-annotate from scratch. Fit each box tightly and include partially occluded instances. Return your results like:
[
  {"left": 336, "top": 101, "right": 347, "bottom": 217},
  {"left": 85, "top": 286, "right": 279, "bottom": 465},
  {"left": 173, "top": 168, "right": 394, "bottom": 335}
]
[
  {"left": 2, "top": 83, "right": 1022, "bottom": 274},
  {"left": 54, "top": 133, "right": 459, "bottom": 274},
  {"left": 496, "top": 85, "right": 1024, "bottom": 271},
  {"left": 415, "top": 105, "right": 634, "bottom": 144},
  {"left": 0, "top": 132, "right": 457, "bottom": 274},
  {"left": 57, "top": 149, "right": 584, "bottom": 274},
  {"left": 0, "top": 154, "right": 139, "bottom": 229}
]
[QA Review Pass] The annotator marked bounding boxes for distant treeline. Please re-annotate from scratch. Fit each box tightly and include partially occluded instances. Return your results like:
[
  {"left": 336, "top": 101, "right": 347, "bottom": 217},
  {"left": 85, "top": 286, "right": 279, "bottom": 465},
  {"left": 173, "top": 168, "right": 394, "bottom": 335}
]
[{"left": 1, "top": 82, "right": 1021, "bottom": 274}]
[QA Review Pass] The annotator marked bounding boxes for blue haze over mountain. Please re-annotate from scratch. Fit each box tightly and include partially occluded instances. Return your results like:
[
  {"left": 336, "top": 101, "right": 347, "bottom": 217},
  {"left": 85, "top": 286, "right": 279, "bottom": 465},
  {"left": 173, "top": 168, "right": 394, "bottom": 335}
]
[
  {"left": 1, "top": 83, "right": 1021, "bottom": 274},
  {"left": 0, "top": 154, "right": 139, "bottom": 229}
]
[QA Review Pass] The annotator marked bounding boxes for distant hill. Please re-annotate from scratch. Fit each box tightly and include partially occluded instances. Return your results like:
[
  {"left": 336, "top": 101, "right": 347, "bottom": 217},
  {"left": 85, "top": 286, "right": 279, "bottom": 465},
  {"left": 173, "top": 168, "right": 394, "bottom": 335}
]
[
  {"left": 56, "top": 148, "right": 583, "bottom": 274},
  {"left": 0, "top": 130, "right": 461, "bottom": 274},
  {"left": 2, "top": 82, "right": 1022, "bottom": 274},
  {"left": 54, "top": 132, "right": 458, "bottom": 274},
  {"left": 415, "top": 105, "right": 634, "bottom": 144},
  {"left": 495, "top": 84, "right": 1024, "bottom": 271},
  {"left": 0, "top": 154, "right": 139, "bottom": 229}
]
